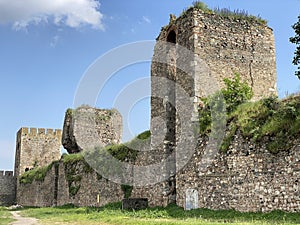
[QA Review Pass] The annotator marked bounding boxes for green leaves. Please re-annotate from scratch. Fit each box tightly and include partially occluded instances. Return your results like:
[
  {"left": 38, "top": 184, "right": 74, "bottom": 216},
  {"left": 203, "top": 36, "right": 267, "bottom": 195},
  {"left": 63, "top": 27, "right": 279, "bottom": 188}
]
[
  {"left": 290, "top": 15, "right": 300, "bottom": 79},
  {"left": 222, "top": 73, "right": 253, "bottom": 113}
]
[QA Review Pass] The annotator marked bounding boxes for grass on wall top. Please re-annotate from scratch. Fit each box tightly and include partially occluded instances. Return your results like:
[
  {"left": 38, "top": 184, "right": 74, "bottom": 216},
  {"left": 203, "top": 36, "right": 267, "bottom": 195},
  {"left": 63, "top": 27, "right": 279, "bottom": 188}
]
[{"left": 181, "top": 1, "right": 267, "bottom": 25}]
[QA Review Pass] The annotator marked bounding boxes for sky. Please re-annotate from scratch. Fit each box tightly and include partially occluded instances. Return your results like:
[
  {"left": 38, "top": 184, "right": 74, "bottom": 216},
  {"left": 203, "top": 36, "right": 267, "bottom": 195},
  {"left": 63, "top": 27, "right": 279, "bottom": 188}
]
[{"left": 0, "top": 0, "right": 299, "bottom": 171}]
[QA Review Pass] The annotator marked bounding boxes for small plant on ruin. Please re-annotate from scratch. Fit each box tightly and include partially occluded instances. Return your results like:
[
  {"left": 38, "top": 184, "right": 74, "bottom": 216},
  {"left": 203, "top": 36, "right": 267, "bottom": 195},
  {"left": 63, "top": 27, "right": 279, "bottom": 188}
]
[
  {"left": 192, "top": 1, "right": 212, "bottom": 13},
  {"left": 121, "top": 184, "right": 133, "bottom": 199},
  {"left": 199, "top": 73, "right": 253, "bottom": 134},
  {"left": 222, "top": 73, "right": 253, "bottom": 113},
  {"left": 181, "top": 2, "right": 267, "bottom": 25}
]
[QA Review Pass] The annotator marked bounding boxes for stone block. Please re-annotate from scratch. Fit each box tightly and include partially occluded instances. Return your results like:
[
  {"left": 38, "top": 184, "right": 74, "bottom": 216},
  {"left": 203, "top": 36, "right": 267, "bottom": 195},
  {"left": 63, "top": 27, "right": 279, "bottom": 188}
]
[{"left": 122, "top": 198, "right": 148, "bottom": 210}]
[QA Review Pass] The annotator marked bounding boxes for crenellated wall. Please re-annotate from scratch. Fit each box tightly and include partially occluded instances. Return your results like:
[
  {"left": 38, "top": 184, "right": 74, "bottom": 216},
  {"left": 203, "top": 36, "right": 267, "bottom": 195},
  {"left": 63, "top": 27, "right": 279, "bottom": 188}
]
[
  {"left": 14, "top": 127, "right": 62, "bottom": 178},
  {"left": 0, "top": 171, "right": 16, "bottom": 206}
]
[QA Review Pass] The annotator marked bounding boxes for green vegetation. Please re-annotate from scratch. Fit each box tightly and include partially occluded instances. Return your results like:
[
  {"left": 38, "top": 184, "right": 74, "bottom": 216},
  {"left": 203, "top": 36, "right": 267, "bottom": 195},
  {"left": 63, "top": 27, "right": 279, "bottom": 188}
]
[
  {"left": 19, "top": 160, "right": 59, "bottom": 184},
  {"left": 62, "top": 153, "right": 93, "bottom": 196},
  {"left": 290, "top": 15, "right": 300, "bottom": 79},
  {"left": 136, "top": 130, "right": 151, "bottom": 140},
  {"left": 230, "top": 95, "right": 300, "bottom": 153},
  {"left": 199, "top": 73, "right": 300, "bottom": 153},
  {"left": 181, "top": 1, "right": 267, "bottom": 25},
  {"left": 0, "top": 207, "right": 14, "bottom": 225},
  {"left": 19, "top": 130, "right": 150, "bottom": 194},
  {"left": 14, "top": 203, "right": 300, "bottom": 225},
  {"left": 199, "top": 73, "right": 253, "bottom": 134},
  {"left": 222, "top": 73, "right": 253, "bottom": 113},
  {"left": 121, "top": 184, "right": 133, "bottom": 199},
  {"left": 66, "top": 108, "right": 73, "bottom": 116}
]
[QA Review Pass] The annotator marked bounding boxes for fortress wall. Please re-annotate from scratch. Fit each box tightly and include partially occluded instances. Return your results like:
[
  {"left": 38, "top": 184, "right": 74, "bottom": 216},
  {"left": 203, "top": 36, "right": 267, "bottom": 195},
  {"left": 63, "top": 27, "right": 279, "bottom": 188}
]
[
  {"left": 17, "top": 160, "right": 124, "bottom": 207},
  {"left": 17, "top": 166, "right": 57, "bottom": 207},
  {"left": 176, "top": 132, "right": 300, "bottom": 212},
  {"left": 0, "top": 171, "right": 16, "bottom": 206},
  {"left": 16, "top": 132, "right": 300, "bottom": 212}
]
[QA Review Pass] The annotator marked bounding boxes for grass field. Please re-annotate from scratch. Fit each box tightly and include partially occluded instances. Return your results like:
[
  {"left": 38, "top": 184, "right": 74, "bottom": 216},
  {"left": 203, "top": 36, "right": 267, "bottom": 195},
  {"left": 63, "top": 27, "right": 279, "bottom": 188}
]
[
  {"left": 0, "top": 203, "right": 296, "bottom": 225},
  {"left": 0, "top": 207, "right": 14, "bottom": 225}
]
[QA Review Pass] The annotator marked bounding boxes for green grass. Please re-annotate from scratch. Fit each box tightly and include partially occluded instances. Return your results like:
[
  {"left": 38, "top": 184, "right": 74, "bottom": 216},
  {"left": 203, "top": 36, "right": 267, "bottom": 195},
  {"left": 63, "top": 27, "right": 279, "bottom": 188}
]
[
  {"left": 19, "top": 160, "right": 59, "bottom": 184},
  {"left": 15, "top": 203, "right": 300, "bottom": 225},
  {"left": 181, "top": 1, "right": 267, "bottom": 25},
  {"left": 228, "top": 96, "right": 300, "bottom": 153},
  {"left": 0, "top": 207, "right": 14, "bottom": 225}
]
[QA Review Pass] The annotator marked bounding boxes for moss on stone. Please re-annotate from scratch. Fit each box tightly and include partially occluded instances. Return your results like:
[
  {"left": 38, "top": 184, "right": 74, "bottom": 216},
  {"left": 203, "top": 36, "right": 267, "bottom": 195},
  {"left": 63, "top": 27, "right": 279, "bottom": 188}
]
[{"left": 19, "top": 160, "right": 59, "bottom": 184}]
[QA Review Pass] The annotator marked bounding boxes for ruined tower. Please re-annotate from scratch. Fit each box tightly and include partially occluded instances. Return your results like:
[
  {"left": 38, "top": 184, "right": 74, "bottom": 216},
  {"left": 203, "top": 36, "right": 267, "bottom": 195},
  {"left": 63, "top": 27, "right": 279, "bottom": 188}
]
[
  {"left": 150, "top": 7, "right": 277, "bottom": 204},
  {"left": 14, "top": 127, "right": 62, "bottom": 177}
]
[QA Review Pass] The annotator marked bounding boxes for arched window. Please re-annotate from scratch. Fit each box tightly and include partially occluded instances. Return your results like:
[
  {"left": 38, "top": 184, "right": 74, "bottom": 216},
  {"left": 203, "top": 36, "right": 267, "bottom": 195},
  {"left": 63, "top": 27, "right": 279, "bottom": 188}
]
[{"left": 167, "top": 30, "right": 176, "bottom": 44}]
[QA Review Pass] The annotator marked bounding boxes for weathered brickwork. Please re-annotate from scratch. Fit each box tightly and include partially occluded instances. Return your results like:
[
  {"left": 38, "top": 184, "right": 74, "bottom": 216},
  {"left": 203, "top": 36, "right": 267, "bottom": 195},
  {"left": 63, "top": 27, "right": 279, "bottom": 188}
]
[
  {"left": 0, "top": 171, "right": 15, "bottom": 206},
  {"left": 14, "top": 127, "right": 62, "bottom": 177}
]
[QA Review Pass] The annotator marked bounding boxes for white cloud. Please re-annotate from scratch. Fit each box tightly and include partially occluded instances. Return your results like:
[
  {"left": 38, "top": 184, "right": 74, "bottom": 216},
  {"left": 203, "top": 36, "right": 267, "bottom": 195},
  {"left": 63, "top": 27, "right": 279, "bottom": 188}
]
[
  {"left": 50, "top": 35, "right": 60, "bottom": 47},
  {"left": 0, "top": 0, "right": 104, "bottom": 30},
  {"left": 142, "top": 16, "right": 151, "bottom": 24}
]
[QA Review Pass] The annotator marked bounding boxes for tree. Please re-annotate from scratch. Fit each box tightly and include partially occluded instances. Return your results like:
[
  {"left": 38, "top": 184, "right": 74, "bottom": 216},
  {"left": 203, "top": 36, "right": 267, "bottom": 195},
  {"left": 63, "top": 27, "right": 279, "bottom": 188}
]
[{"left": 290, "top": 15, "right": 300, "bottom": 79}]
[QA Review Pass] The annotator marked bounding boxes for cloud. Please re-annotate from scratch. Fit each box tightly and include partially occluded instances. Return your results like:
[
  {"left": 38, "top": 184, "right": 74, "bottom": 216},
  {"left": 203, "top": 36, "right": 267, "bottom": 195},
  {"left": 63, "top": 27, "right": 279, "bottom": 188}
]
[
  {"left": 50, "top": 35, "right": 60, "bottom": 47},
  {"left": 142, "top": 16, "right": 151, "bottom": 24},
  {"left": 0, "top": 0, "right": 104, "bottom": 30}
]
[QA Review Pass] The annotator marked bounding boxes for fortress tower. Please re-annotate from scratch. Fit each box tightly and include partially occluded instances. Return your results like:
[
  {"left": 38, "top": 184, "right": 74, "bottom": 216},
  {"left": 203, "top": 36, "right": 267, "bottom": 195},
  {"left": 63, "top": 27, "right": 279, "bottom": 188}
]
[
  {"left": 14, "top": 127, "right": 62, "bottom": 178},
  {"left": 150, "top": 7, "right": 277, "bottom": 204}
]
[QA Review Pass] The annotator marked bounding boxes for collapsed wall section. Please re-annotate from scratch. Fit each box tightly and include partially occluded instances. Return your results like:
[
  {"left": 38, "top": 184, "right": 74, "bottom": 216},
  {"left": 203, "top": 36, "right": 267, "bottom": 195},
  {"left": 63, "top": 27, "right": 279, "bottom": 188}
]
[{"left": 62, "top": 107, "right": 122, "bottom": 154}]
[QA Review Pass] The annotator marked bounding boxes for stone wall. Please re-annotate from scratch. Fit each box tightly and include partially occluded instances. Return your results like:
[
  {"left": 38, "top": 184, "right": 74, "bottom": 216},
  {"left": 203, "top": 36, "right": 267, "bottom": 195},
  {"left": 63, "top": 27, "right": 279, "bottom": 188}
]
[
  {"left": 0, "top": 171, "right": 15, "bottom": 206},
  {"left": 62, "top": 107, "right": 122, "bottom": 154},
  {"left": 17, "top": 166, "right": 57, "bottom": 207},
  {"left": 176, "top": 132, "right": 300, "bottom": 212},
  {"left": 191, "top": 8, "right": 277, "bottom": 101},
  {"left": 17, "top": 132, "right": 300, "bottom": 212},
  {"left": 14, "top": 127, "right": 62, "bottom": 177},
  {"left": 17, "top": 160, "right": 124, "bottom": 207}
]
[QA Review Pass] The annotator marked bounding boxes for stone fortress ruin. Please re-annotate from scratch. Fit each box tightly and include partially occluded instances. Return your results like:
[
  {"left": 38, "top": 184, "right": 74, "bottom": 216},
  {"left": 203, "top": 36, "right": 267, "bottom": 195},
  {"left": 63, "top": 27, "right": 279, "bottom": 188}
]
[{"left": 0, "top": 4, "right": 299, "bottom": 212}]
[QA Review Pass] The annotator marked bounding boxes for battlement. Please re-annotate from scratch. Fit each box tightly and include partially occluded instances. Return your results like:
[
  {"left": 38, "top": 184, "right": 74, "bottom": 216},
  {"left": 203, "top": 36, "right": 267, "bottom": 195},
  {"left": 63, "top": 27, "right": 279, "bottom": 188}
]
[
  {"left": 17, "top": 127, "right": 62, "bottom": 137},
  {"left": 0, "top": 171, "right": 14, "bottom": 178}
]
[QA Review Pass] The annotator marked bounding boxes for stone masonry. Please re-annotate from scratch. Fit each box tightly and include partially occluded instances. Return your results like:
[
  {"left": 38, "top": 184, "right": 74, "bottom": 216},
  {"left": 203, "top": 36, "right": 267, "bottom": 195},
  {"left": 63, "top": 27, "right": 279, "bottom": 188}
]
[
  {"left": 149, "top": 7, "right": 277, "bottom": 206},
  {"left": 0, "top": 171, "right": 15, "bottom": 206},
  {"left": 6, "top": 4, "right": 300, "bottom": 213},
  {"left": 14, "top": 127, "right": 62, "bottom": 178},
  {"left": 176, "top": 132, "right": 300, "bottom": 212},
  {"left": 62, "top": 106, "right": 122, "bottom": 154}
]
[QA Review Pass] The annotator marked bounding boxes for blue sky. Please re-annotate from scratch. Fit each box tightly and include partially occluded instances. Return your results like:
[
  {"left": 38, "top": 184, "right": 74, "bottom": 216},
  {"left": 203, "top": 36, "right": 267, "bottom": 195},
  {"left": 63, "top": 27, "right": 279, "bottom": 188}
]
[{"left": 0, "top": 0, "right": 299, "bottom": 171}]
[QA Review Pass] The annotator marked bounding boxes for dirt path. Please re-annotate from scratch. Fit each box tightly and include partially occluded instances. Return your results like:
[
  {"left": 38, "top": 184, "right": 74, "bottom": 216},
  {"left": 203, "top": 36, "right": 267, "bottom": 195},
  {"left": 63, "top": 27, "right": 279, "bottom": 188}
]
[{"left": 10, "top": 211, "right": 40, "bottom": 225}]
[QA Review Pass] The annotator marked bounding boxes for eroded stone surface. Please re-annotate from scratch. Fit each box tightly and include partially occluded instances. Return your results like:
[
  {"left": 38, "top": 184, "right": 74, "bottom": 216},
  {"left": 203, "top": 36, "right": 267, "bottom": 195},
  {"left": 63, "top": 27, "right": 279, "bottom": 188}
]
[{"left": 62, "top": 106, "right": 122, "bottom": 154}]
